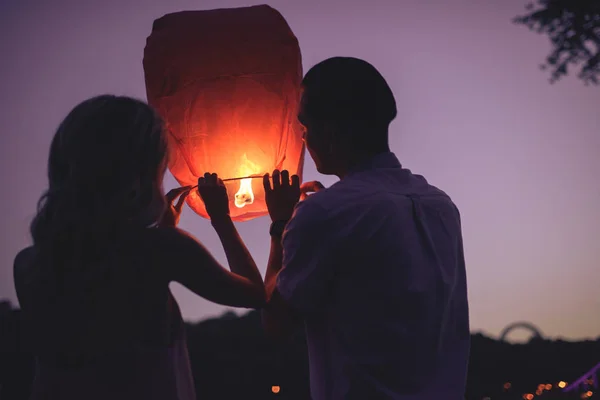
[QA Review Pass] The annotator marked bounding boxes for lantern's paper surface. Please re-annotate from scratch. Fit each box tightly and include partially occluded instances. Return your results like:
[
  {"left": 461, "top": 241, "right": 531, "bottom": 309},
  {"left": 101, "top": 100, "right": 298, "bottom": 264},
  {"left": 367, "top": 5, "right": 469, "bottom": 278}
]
[{"left": 143, "top": 5, "right": 305, "bottom": 221}]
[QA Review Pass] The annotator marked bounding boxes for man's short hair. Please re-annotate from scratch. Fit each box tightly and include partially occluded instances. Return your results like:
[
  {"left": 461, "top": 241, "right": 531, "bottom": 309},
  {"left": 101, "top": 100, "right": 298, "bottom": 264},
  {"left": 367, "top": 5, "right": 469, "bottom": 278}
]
[{"left": 301, "top": 57, "right": 397, "bottom": 128}]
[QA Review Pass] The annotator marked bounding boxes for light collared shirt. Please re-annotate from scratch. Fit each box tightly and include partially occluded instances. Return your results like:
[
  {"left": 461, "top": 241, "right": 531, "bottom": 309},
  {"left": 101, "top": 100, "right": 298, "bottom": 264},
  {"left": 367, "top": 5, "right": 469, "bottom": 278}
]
[{"left": 277, "top": 152, "right": 470, "bottom": 400}]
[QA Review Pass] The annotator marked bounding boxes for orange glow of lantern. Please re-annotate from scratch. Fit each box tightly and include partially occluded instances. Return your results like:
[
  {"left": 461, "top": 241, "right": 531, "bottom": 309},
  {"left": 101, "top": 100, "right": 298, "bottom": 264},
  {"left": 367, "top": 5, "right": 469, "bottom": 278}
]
[
  {"left": 143, "top": 5, "right": 305, "bottom": 221},
  {"left": 233, "top": 154, "right": 259, "bottom": 209}
]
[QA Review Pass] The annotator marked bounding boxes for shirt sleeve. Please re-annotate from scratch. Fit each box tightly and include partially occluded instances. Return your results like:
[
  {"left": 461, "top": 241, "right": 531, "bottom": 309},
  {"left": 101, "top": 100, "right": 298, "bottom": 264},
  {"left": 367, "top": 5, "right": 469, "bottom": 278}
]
[{"left": 276, "top": 199, "right": 338, "bottom": 315}]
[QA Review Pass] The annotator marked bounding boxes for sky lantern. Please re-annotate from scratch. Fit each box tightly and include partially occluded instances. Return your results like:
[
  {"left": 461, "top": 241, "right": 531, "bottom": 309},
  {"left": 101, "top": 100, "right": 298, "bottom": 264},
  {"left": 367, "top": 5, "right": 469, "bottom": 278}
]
[{"left": 143, "top": 5, "right": 305, "bottom": 221}]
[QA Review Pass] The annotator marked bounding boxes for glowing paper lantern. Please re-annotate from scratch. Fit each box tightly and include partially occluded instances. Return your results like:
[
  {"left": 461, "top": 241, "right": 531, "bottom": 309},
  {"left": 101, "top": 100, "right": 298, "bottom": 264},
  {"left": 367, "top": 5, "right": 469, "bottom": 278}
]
[{"left": 143, "top": 5, "right": 305, "bottom": 221}]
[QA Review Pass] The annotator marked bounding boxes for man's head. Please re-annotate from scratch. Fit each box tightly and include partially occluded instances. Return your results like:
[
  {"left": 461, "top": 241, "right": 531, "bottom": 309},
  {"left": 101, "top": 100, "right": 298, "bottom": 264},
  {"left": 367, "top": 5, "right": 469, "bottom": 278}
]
[{"left": 298, "top": 57, "right": 397, "bottom": 176}]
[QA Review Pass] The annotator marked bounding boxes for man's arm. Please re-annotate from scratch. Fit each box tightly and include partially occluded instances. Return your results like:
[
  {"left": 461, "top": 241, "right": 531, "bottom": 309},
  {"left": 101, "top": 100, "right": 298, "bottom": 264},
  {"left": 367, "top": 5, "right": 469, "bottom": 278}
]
[
  {"left": 261, "top": 171, "right": 331, "bottom": 339},
  {"left": 262, "top": 234, "right": 301, "bottom": 339},
  {"left": 264, "top": 236, "right": 283, "bottom": 298},
  {"left": 261, "top": 199, "right": 340, "bottom": 339}
]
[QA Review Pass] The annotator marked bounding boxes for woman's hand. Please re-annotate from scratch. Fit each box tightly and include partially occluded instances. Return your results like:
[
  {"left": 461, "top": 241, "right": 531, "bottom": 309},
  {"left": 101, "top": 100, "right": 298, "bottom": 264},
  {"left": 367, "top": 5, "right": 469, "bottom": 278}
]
[
  {"left": 263, "top": 170, "right": 301, "bottom": 222},
  {"left": 159, "top": 186, "right": 193, "bottom": 227},
  {"left": 198, "top": 172, "right": 230, "bottom": 222}
]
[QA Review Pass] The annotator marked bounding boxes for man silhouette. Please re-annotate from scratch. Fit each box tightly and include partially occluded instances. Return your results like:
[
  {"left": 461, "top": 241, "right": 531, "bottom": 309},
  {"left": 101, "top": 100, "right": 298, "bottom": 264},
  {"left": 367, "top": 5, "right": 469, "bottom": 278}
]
[{"left": 262, "top": 57, "right": 470, "bottom": 400}]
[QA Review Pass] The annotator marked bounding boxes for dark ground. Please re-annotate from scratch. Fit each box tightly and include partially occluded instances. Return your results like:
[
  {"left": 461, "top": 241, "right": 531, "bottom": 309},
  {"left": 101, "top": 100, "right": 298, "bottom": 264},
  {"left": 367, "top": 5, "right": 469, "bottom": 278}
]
[{"left": 1, "top": 303, "right": 598, "bottom": 399}]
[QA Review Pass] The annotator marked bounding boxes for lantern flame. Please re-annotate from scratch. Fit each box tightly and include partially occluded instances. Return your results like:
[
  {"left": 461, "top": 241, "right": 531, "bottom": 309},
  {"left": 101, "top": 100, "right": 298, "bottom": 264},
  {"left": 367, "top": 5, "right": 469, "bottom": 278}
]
[
  {"left": 234, "top": 178, "right": 255, "bottom": 208},
  {"left": 234, "top": 153, "right": 260, "bottom": 208}
]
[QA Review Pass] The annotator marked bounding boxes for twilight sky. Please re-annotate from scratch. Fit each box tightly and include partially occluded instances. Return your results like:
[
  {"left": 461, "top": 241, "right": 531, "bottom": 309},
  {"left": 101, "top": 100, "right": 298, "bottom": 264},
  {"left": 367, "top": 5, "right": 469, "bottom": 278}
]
[{"left": 1, "top": 0, "right": 598, "bottom": 342}]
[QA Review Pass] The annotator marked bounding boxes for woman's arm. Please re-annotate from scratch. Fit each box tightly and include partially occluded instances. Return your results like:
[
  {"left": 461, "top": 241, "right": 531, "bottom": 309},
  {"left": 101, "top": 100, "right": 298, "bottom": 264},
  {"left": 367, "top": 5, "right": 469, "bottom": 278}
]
[
  {"left": 157, "top": 227, "right": 265, "bottom": 309},
  {"left": 210, "top": 216, "right": 264, "bottom": 290},
  {"left": 157, "top": 172, "right": 265, "bottom": 309}
]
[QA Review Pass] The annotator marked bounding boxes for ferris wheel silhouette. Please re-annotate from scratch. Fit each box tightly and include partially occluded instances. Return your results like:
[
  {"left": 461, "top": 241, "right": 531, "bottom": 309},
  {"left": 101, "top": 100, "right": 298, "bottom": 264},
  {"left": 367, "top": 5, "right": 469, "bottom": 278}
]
[{"left": 499, "top": 321, "right": 544, "bottom": 342}]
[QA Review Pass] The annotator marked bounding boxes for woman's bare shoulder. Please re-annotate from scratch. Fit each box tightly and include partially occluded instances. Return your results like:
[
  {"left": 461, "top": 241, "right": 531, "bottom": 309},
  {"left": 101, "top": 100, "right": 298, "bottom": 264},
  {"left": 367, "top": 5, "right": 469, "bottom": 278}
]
[
  {"left": 14, "top": 246, "right": 36, "bottom": 275},
  {"left": 13, "top": 246, "right": 37, "bottom": 300}
]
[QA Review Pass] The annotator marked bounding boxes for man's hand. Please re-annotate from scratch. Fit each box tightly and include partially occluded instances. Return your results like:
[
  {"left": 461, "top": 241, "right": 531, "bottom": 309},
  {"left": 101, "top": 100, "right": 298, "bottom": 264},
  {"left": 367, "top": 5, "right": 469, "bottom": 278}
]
[
  {"left": 300, "top": 181, "right": 325, "bottom": 201},
  {"left": 159, "top": 186, "right": 192, "bottom": 227},
  {"left": 198, "top": 172, "right": 230, "bottom": 222},
  {"left": 263, "top": 170, "right": 301, "bottom": 222}
]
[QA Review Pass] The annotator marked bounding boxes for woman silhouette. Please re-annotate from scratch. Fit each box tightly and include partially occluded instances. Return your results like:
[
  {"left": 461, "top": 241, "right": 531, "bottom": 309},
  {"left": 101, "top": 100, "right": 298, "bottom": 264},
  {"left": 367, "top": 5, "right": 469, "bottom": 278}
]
[{"left": 13, "top": 95, "right": 265, "bottom": 400}]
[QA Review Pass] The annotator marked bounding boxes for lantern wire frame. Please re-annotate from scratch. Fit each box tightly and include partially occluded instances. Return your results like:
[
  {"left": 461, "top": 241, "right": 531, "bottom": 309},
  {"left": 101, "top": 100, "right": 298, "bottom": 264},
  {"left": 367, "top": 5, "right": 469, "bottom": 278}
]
[{"left": 187, "top": 174, "right": 264, "bottom": 190}]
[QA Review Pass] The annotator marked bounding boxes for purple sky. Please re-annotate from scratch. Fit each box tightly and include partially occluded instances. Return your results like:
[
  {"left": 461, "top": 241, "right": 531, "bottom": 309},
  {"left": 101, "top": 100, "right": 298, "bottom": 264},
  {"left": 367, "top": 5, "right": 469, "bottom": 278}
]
[{"left": 1, "top": 0, "right": 599, "bottom": 342}]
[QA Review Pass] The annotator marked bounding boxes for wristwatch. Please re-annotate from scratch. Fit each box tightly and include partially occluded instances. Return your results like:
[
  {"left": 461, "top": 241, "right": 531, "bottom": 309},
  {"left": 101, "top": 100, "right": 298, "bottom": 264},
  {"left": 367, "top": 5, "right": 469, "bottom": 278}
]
[{"left": 269, "top": 220, "right": 289, "bottom": 238}]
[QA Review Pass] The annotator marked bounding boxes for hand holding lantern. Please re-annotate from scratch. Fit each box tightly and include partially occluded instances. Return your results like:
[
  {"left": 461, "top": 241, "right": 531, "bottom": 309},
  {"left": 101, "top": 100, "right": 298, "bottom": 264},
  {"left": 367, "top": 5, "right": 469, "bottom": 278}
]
[
  {"left": 159, "top": 186, "right": 193, "bottom": 227},
  {"left": 263, "top": 170, "right": 300, "bottom": 222},
  {"left": 263, "top": 170, "right": 327, "bottom": 223},
  {"left": 300, "top": 181, "right": 325, "bottom": 201},
  {"left": 197, "top": 172, "right": 230, "bottom": 222}
]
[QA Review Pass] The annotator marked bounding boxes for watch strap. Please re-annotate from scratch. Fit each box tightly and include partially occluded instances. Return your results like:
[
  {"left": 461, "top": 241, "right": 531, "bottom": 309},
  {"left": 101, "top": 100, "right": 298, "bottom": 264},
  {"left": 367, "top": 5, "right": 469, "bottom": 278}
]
[{"left": 269, "top": 219, "right": 288, "bottom": 238}]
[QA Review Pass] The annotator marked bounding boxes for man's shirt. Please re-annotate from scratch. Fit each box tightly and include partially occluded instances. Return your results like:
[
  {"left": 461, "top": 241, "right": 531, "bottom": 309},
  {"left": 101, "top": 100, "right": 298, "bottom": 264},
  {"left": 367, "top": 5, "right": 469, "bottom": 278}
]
[{"left": 277, "top": 152, "right": 470, "bottom": 400}]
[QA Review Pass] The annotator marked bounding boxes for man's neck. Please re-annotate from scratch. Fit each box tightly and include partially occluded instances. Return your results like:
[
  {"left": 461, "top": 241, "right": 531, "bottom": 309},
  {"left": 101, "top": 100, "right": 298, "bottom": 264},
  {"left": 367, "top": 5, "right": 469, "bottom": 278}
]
[{"left": 336, "top": 147, "right": 391, "bottom": 179}]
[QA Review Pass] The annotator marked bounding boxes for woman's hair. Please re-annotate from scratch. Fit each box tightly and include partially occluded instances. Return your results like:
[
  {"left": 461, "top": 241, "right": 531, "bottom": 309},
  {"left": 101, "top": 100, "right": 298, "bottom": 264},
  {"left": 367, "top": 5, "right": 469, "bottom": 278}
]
[{"left": 30, "top": 95, "right": 168, "bottom": 292}]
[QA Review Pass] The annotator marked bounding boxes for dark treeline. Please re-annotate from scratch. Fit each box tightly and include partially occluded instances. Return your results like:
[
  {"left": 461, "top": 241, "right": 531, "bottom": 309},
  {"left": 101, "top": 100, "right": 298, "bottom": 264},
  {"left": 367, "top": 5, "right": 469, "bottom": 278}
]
[{"left": 1, "top": 301, "right": 598, "bottom": 399}]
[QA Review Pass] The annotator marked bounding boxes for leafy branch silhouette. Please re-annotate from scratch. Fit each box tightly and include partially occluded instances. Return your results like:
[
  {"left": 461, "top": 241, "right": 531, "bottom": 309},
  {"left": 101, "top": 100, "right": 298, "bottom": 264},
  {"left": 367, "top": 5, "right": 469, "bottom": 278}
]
[{"left": 513, "top": 0, "right": 600, "bottom": 85}]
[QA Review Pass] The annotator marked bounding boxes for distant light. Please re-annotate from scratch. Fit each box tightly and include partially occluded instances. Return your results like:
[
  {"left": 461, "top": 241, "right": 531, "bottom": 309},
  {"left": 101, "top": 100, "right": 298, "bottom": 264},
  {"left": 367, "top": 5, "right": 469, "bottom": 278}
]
[
  {"left": 272, "top": 386, "right": 281, "bottom": 394},
  {"left": 545, "top": 384, "right": 552, "bottom": 390},
  {"left": 558, "top": 381, "right": 568, "bottom": 388},
  {"left": 586, "top": 391, "right": 593, "bottom": 397},
  {"left": 504, "top": 382, "right": 512, "bottom": 390},
  {"left": 523, "top": 394, "right": 534, "bottom": 400}
]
